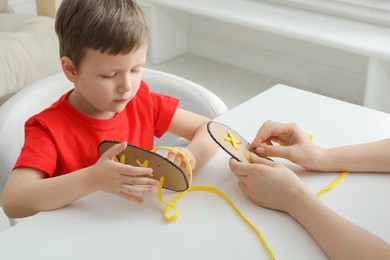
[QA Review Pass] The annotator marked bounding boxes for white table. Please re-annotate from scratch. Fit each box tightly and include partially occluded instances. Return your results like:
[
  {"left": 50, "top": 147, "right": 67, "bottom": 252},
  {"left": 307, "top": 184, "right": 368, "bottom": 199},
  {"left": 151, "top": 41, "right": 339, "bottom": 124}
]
[{"left": 1, "top": 85, "right": 389, "bottom": 259}]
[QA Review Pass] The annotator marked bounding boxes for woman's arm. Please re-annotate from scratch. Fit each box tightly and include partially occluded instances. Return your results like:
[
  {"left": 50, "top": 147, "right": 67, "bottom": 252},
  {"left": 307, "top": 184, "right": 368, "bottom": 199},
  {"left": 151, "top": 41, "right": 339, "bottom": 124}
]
[
  {"left": 319, "top": 138, "right": 390, "bottom": 172},
  {"left": 229, "top": 154, "right": 390, "bottom": 259},
  {"left": 289, "top": 184, "right": 390, "bottom": 259},
  {"left": 252, "top": 120, "right": 390, "bottom": 172}
]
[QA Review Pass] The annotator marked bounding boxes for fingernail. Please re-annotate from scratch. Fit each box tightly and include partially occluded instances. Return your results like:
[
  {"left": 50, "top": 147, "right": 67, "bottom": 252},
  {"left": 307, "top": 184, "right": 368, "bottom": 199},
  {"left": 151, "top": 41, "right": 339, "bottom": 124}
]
[{"left": 256, "top": 146, "right": 265, "bottom": 154}]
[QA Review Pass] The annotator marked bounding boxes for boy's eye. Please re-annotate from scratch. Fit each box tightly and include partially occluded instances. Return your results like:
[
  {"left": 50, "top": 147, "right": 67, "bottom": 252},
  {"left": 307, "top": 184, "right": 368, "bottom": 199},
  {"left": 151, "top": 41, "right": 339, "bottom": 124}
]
[
  {"left": 101, "top": 74, "right": 115, "bottom": 78},
  {"left": 131, "top": 66, "right": 143, "bottom": 73}
]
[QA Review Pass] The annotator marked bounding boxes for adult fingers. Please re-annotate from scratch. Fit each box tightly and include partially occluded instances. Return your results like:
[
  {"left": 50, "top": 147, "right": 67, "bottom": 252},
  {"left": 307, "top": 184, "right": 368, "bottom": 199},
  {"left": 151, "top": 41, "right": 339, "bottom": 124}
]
[
  {"left": 229, "top": 157, "right": 248, "bottom": 177},
  {"left": 230, "top": 154, "right": 276, "bottom": 184},
  {"left": 252, "top": 121, "right": 301, "bottom": 147},
  {"left": 247, "top": 153, "right": 275, "bottom": 167},
  {"left": 251, "top": 121, "right": 273, "bottom": 148},
  {"left": 255, "top": 144, "right": 294, "bottom": 160},
  {"left": 238, "top": 180, "right": 247, "bottom": 191},
  {"left": 251, "top": 120, "right": 286, "bottom": 147},
  {"left": 229, "top": 157, "right": 267, "bottom": 177}
]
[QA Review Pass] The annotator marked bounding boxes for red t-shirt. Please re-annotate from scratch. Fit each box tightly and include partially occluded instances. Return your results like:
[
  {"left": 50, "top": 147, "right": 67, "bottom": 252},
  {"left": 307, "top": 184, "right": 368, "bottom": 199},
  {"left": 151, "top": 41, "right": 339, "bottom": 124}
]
[{"left": 14, "top": 81, "right": 179, "bottom": 177}]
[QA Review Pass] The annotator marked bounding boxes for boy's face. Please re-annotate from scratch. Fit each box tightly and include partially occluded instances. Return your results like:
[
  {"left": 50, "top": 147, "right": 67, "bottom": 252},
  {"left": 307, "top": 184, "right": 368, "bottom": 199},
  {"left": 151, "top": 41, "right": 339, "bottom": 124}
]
[{"left": 67, "top": 45, "right": 147, "bottom": 119}]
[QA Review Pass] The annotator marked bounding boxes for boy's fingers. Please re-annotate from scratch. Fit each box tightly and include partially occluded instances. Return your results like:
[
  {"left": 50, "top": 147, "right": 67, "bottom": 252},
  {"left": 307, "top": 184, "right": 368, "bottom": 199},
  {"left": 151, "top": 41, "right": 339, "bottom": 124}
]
[
  {"left": 119, "top": 164, "right": 153, "bottom": 176},
  {"left": 173, "top": 155, "right": 183, "bottom": 167},
  {"left": 102, "top": 142, "right": 156, "bottom": 176},
  {"left": 121, "top": 183, "right": 157, "bottom": 194},
  {"left": 102, "top": 142, "right": 127, "bottom": 160},
  {"left": 118, "top": 192, "right": 145, "bottom": 203},
  {"left": 167, "top": 150, "right": 177, "bottom": 161},
  {"left": 121, "top": 176, "right": 159, "bottom": 186}
]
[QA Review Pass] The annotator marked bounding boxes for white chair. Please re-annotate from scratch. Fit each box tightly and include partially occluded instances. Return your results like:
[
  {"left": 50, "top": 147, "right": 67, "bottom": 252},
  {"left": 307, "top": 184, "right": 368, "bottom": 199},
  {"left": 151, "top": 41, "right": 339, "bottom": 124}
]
[
  {"left": 0, "top": 68, "right": 228, "bottom": 226},
  {"left": 143, "top": 68, "right": 228, "bottom": 146}
]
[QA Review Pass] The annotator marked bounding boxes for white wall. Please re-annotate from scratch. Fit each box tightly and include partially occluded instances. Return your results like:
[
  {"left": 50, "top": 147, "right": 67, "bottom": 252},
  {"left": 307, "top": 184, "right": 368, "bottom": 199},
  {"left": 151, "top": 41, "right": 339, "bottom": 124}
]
[
  {"left": 8, "top": 0, "right": 36, "bottom": 14},
  {"left": 188, "top": 15, "right": 367, "bottom": 105},
  {"left": 141, "top": 1, "right": 369, "bottom": 106}
]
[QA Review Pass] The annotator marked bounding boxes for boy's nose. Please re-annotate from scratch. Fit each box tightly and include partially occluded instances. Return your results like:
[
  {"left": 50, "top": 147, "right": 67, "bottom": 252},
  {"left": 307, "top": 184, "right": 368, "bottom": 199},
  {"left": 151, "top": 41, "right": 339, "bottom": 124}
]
[{"left": 118, "top": 74, "right": 132, "bottom": 92}]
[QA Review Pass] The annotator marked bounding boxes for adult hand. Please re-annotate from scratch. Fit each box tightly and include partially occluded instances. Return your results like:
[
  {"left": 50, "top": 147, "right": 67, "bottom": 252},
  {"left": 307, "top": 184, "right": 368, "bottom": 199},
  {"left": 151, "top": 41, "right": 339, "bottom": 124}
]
[
  {"left": 229, "top": 153, "right": 307, "bottom": 213},
  {"left": 251, "top": 120, "right": 326, "bottom": 171}
]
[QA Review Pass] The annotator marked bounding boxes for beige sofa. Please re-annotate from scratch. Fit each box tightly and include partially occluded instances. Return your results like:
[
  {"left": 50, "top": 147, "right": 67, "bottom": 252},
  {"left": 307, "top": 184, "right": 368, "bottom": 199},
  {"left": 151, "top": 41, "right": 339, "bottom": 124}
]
[{"left": 0, "top": 0, "right": 61, "bottom": 104}]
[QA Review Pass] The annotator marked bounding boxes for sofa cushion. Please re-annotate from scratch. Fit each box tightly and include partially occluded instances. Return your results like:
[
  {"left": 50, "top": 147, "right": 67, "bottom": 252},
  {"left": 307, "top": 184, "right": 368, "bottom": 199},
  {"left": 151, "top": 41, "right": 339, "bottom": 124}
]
[
  {"left": 0, "top": 13, "right": 61, "bottom": 99},
  {"left": 0, "top": 0, "right": 13, "bottom": 13}
]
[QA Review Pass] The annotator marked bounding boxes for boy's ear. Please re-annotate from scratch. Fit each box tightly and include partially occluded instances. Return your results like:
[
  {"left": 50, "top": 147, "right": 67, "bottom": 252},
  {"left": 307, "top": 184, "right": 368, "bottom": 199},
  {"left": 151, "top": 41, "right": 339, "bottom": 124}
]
[{"left": 61, "top": 57, "right": 78, "bottom": 83}]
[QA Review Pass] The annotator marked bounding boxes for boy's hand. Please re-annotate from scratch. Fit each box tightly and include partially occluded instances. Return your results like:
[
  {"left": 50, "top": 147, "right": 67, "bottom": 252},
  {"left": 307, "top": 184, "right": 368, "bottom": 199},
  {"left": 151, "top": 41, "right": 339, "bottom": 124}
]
[
  {"left": 167, "top": 147, "right": 196, "bottom": 176},
  {"left": 92, "top": 142, "right": 159, "bottom": 203}
]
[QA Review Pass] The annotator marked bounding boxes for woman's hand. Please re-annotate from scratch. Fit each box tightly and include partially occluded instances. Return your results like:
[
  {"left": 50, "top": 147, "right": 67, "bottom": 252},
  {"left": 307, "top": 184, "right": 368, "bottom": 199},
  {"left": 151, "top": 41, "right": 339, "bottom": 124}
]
[
  {"left": 229, "top": 153, "right": 307, "bottom": 213},
  {"left": 251, "top": 120, "right": 326, "bottom": 171}
]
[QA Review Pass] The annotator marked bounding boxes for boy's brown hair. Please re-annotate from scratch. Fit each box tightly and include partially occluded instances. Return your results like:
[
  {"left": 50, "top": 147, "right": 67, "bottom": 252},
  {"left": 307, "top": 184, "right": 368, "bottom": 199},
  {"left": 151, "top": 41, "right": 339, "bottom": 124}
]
[{"left": 55, "top": 0, "right": 150, "bottom": 69}]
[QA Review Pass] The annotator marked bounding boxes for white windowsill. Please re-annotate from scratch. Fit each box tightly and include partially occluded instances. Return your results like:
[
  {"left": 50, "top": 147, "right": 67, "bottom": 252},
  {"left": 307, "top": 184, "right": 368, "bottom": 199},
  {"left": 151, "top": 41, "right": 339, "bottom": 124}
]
[
  {"left": 263, "top": 0, "right": 390, "bottom": 27},
  {"left": 145, "top": 0, "right": 390, "bottom": 61}
]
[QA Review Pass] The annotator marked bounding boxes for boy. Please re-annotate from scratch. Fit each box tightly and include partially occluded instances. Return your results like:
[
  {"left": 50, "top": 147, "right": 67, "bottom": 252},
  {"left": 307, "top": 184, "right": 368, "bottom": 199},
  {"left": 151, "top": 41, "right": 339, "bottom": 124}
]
[{"left": 2, "top": 0, "right": 218, "bottom": 218}]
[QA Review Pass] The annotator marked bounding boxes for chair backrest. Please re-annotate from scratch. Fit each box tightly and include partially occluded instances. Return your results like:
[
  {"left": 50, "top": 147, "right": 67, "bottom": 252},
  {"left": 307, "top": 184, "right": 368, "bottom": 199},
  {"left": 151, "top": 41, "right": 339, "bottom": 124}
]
[
  {"left": 0, "top": 68, "right": 228, "bottom": 195},
  {"left": 0, "top": 73, "right": 72, "bottom": 197}
]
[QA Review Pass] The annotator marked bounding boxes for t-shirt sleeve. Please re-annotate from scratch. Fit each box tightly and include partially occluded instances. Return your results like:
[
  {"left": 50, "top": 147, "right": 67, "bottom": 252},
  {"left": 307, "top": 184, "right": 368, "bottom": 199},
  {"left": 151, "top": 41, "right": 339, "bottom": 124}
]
[
  {"left": 151, "top": 91, "right": 179, "bottom": 138},
  {"left": 13, "top": 118, "right": 58, "bottom": 176}
]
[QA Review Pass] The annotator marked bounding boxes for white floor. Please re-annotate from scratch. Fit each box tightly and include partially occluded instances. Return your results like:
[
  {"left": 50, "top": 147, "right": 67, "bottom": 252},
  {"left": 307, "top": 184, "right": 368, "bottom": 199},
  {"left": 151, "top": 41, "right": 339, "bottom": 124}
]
[
  {"left": 145, "top": 54, "right": 290, "bottom": 109},
  {"left": 0, "top": 53, "right": 290, "bottom": 232}
]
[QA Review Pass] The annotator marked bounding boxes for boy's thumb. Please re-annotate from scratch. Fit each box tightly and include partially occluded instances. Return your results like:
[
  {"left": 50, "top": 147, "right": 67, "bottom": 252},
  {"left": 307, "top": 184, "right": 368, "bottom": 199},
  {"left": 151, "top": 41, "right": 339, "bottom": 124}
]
[{"left": 103, "top": 142, "right": 127, "bottom": 160}]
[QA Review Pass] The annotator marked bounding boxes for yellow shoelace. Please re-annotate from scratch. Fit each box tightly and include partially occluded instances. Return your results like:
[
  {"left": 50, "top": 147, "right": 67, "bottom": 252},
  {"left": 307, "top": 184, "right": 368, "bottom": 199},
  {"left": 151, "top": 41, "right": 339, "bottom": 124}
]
[
  {"left": 151, "top": 146, "right": 276, "bottom": 260},
  {"left": 146, "top": 136, "right": 347, "bottom": 259},
  {"left": 305, "top": 132, "right": 349, "bottom": 198},
  {"left": 315, "top": 171, "right": 349, "bottom": 198}
]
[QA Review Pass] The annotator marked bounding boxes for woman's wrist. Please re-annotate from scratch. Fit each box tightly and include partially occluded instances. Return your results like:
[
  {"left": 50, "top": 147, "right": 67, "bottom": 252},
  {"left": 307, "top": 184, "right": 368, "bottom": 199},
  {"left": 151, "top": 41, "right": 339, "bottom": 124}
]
[
  {"left": 284, "top": 183, "right": 313, "bottom": 216},
  {"left": 301, "top": 146, "right": 329, "bottom": 171},
  {"left": 315, "top": 147, "right": 344, "bottom": 172}
]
